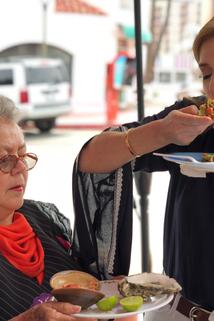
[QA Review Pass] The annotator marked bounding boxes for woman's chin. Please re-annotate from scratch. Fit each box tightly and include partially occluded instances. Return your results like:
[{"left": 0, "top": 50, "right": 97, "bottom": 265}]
[
  {"left": 16, "top": 198, "right": 24, "bottom": 209},
  {"left": 8, "top": 198, "right": 24, "bottom": 211}
]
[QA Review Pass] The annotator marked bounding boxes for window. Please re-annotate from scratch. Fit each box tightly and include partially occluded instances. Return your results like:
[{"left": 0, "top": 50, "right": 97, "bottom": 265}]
[
  {"left": 176, "top": 72, "right": 187, "bottom": 83},
  {"left": 0, "top": 69, "right": 13, "bottom": 85},
  {"left": 26, "top": 65, "right": 69, "bottom": 84},
  {"left": 159, "top": 72, "right": 171, "bottom": 83}
]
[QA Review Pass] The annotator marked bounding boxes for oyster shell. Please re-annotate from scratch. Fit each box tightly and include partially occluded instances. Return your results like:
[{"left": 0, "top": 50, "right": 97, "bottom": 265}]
[
  {"left": 50, "top": 270, "right": 104, "bottom": 309},
  {"left": 51, "top": 287, "right": 104, "bottom": 309},
  {"left": 118, "top": 273, "right": 182, "bottom": 299},
  {"left": 50, "top": 270, "right": 100, "bottom": 290}
]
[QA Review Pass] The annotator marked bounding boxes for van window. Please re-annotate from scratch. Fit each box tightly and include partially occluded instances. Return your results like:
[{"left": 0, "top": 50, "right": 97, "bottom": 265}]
[
  {"left": 25, "top": 65, "right": 69, "bottom": 84},
  {"left": 0, "top": 69, "right": 13, "bottom": 85}
]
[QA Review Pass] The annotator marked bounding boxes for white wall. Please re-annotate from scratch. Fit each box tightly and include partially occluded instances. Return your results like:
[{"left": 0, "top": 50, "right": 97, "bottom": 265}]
[
  {"left": 48, "top": 11, "right": 116, "bottom": 112},
  {"left": 0, "top": 0, "right": 152, "bottom": 113},
  {"left": 0, "top": 0, "right": 43, "bottom": 46}
]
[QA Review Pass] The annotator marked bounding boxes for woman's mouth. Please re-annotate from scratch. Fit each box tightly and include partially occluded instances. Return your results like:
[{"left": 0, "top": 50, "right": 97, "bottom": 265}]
[{"left": 9, "top": 185, "right": 24, "bottom": 192}]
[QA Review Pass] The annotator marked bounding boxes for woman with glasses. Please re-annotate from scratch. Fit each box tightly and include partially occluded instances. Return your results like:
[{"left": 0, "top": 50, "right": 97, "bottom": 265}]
[
  {"left": 0, "top": 95, "right": 100, "bottom": 321},
  {"left": 0, "top": 95, "right": 134, "bottom": 321},
  {"left": 0, "top": 95, "right": 80, "bottom": 321},
  {"left": 75, "top": 17, "right": 214, "bottom": 321}
]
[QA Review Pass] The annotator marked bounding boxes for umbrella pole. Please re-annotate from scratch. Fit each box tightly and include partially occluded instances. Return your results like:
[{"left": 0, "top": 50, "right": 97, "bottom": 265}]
[
  {"left": 134, "top": 0, "right": 144, "bottom": 120},
  {"left": 134, "top": 0, "right": 151, "bottom": 272}
]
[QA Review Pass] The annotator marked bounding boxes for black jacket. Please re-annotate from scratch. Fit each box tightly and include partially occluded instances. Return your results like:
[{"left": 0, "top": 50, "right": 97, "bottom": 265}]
[{"left": 0, "top": 199, "right": 81, "bottom": 321}]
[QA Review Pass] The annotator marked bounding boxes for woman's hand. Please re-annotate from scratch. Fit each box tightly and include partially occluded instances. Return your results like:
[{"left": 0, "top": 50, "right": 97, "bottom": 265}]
[
  {"left": 79, "top": 104, "right": 214, "bottom": 173},
  {"left": 160, "top": 105, "right": 214, "bottom": 146},
  {"left": 10, "top": 301, "right": 98, "bottom": 321}
]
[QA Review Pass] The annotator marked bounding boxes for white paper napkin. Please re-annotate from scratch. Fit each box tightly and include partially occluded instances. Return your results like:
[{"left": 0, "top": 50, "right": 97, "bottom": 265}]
[{"left": 180, "top": 164, "right": 207, "bottom": 178}]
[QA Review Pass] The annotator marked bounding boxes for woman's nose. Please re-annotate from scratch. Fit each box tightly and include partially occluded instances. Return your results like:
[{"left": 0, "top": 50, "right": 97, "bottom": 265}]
[{"left": 11, "top": 159, "right": 26, "bottom": 175}]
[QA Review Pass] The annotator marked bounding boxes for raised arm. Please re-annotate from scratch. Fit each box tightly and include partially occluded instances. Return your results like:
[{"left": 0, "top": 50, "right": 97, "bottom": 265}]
[{"left": 79, "top": 106, "right": 213, "bottom": 173}]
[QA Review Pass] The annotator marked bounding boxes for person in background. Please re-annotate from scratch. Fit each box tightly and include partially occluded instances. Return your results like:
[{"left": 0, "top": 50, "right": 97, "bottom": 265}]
[
  {"left": 75, "top": 17, "right": 214, "bottom": 321},
  {"left": 0, "top": 95, "right": 134, "bottom": 321}
]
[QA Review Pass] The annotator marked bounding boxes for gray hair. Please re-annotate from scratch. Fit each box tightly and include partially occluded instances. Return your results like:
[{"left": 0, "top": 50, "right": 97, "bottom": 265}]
[{"left": 0, "top": 95, "right": 21, "bottom": 122}]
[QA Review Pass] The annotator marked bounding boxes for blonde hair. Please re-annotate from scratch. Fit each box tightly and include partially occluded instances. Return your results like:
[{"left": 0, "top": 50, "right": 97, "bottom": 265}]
[
  {"left": 0, "top": 95, "right": 21, "bottom": 122},
  {"left": 193, "top": 17, "right": 214, "bottom": 62}
]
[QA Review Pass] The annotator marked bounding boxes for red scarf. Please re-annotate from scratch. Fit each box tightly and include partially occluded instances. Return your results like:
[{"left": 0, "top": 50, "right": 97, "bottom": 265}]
[{"left": 0, "top": 212, "right": 44, "bottom": 284}]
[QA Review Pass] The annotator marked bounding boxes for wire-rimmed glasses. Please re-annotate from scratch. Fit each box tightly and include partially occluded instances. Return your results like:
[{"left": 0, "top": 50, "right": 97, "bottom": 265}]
[{"left": 0, "top": 153, "right": 38, "bottom": 173}]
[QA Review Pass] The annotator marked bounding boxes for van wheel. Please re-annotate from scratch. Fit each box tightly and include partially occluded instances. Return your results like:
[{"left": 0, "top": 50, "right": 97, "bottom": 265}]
[{"left": 35, "top": 118, "right": 56, "bottom": 132}]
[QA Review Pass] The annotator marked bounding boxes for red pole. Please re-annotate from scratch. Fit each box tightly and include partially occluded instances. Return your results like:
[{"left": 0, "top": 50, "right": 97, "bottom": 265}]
[
  {"left": 105, "top": 51, "right": 129, "bottom": 124},
  {"left": 106, "top": 63, "right": 119, "bottom": 124}
]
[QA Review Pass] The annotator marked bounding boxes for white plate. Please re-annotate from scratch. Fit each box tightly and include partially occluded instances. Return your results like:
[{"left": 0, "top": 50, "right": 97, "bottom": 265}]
[
  {"left": 153, "top": 152, "right": 214, "bottom": 172},
  {"left": 73, "top": 280, "right": 174, "bottom": 319}
]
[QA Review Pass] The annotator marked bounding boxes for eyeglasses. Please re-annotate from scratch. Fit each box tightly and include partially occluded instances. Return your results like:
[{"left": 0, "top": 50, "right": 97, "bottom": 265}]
[{"left": 0, "top": 153, "right": 38, "bottom": 173}]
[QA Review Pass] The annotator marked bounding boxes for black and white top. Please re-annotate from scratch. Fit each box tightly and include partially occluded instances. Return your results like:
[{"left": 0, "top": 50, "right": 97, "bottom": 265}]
[
  {"left": 0, "top": 199, "right": 81, "bottom": 321},
  {"left": 73, "top": 95, "right": 214, "bottom": 311}
]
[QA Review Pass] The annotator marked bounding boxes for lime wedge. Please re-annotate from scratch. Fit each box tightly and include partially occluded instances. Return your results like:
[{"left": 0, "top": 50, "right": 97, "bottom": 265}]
[
  {"left": 96, "top": 295, "right": 118, "bottom": 311},
  {"left": 120, "top": 296, "right": 144, "bottom": 312}
]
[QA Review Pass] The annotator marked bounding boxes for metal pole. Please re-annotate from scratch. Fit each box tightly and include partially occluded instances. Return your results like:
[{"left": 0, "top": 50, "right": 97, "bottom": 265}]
[
  {"left": 134, "top": 0, "right": 151, "bottom": 272},
  {"left": 42, "top": 1, "right": 48, "bottom": 57},
  {"left": 134, "top": 0, "right": 144, "bottom": 120}
]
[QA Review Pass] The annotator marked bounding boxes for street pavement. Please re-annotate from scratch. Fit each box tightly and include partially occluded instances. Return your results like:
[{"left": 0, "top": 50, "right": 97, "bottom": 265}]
[
  {"left": 56, "top": 102, "right": 161, "bottom": 130},
  {"left": 56, "top": 108, "right": 138, "bottom": 130}
]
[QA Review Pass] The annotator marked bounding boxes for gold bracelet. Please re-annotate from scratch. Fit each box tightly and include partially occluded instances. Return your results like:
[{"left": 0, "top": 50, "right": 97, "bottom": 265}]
[{"left": 125, "top": 128, "right": 140, "bottom": 158}]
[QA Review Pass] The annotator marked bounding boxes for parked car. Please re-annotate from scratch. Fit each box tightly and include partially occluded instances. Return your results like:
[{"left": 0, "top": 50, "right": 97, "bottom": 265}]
[{"left": 0, "top": 56, "right": 71, "bottom": 132}]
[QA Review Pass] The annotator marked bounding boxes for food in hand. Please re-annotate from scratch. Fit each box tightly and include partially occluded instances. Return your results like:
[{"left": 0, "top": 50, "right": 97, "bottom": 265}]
[
  {"left": 118, "top": 272, "right": 182, "bottom": 300},
  {"left": 202, "top": 153, "right": 214, "bottom": 162},
  {"left": 198, "top": 98, "right": 214, "bottom": 119},
  {"left": 96, "top": 295, "right": 118, "bottom": 311},
  {"left": 50, "top": 270, "right": 104, "bottom": 309},
  {"left": 120, "top": 296, "right": 144, "bottom": 312}
]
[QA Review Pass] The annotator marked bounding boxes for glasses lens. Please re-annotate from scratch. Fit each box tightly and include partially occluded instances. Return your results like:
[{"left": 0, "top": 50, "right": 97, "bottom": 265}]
[
  {"left": 23, "top": 153, "right": 38, "bottom": 170},
  {"left": 0, "top": 155, "right": 16, "bottom": 173},
  {"left": 0, "top": 153, "right": 38, "bottom": 173}
]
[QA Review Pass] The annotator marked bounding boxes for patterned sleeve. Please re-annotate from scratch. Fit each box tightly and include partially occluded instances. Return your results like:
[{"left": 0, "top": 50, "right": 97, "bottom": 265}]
[{"left": 72, "top": 128, "right": 134, "bottom": 279}]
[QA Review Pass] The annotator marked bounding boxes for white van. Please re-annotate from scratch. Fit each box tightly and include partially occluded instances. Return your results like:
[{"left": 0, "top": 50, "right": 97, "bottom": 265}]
[{"left": 0, "top": 57, "right": 71, "bottom": 132}]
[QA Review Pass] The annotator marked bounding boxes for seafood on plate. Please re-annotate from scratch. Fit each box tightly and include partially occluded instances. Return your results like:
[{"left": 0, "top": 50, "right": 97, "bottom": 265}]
[
  {"left": 118, "top": 272, "right": 182, "bottom": 300},
  {"left": 202, "top": 153, "right": 214, "bottom": 162},
  {"left": 50, "top": 270, "right": 104, "bottom": 309}
]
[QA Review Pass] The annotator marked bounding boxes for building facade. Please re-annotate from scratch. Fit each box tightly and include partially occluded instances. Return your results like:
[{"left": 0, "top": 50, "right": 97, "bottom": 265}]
[
  {"left": 0, "top": 0, "right": 117, "bottom": 113},
  {"left": 0, "top": 0, "right": 153, "bottom": 114},
  {"left": 152, "top": 0, "right": 214, "bottom": 85}
]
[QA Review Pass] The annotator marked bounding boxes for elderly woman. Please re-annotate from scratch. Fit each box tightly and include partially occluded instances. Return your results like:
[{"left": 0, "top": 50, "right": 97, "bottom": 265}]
[
  {"left": 0, "top": 95, "right": 136, "bottom": 321},
  {"left": 74, "top": 17, "right": 214, "bottom": 321},
  {"left": 0, "top": 97, "right": 88, "bottom": 321},
  {"left": 0, "top": 95, "right": 86, "bottom": 321}
]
